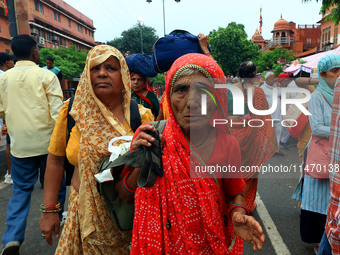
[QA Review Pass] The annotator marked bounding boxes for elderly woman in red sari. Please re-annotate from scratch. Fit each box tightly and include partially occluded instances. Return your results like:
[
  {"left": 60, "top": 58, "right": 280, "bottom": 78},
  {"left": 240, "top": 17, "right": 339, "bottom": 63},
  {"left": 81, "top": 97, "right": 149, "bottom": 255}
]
[
  {"left": 228, "top": 61, "right": 277, "bottom": 213},
  {"left": 116, "top": 53, "right": 265, "bottom": 254}
]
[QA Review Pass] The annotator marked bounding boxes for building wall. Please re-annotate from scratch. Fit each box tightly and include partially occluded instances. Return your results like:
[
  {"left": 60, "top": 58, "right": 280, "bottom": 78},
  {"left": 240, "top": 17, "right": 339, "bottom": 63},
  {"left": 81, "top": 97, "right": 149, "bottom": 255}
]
[
  {"left": 14, "top": 0, "right": 31, "bottom": 35},
  {"left": 296, "top": 25, "right": 321, "bottom": 51},
  {"left": 320, "top": 19, "right": 337, "bottom": 51},
  {"left": 292, "top": 41, "right": 304, "bottom": 54},
  {"left": 0, "top": 0, "right": 96, "bottom": 52},
  {"left": 0, "top": 4, "right": 11, "bottom": 52},
  {"left": 27, "top": 0, "right": 96, "bottom": 50},
  {"left": 318, "top": 5, "right": 339, "bottom": 51},
  {"left": 0, "top": 16, "right": 11, "bottom": 52}
]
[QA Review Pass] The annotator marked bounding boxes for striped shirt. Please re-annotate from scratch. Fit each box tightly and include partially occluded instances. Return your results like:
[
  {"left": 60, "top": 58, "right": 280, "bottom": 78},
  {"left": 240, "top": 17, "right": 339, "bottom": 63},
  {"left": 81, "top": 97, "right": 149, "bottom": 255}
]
[{"left": 325, "top": 80, "right": 340, "bottom": 254}]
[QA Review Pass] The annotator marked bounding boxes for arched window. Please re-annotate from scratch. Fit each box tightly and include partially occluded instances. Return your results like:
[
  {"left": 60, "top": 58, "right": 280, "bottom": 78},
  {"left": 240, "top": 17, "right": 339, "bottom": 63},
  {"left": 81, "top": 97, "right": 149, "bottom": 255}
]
[{"left": 282, "top": 32, "right": 286, "bottom": 37}]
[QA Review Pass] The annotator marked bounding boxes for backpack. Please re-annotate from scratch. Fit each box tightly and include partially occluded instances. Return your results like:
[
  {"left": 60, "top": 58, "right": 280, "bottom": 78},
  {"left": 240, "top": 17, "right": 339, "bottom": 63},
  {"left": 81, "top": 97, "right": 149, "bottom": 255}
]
[
  {"left": 125, "top": 53, "right": 157, "bottom": 77},
  {"left": 152, "top": 29, "right": 207, "bottom": 73},
  {"left": 97, "top": 120, "right": 166, "bottom": 231},
  {"left": 64, "top": 98, "right": 142, "bottom": 186}
]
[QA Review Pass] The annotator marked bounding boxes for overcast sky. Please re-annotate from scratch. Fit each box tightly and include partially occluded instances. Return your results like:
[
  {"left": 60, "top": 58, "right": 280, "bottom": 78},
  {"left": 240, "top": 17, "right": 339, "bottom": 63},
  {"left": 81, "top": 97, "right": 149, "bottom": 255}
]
[{"left": 63, "top": 0, "right": 323, "bottom": 43}]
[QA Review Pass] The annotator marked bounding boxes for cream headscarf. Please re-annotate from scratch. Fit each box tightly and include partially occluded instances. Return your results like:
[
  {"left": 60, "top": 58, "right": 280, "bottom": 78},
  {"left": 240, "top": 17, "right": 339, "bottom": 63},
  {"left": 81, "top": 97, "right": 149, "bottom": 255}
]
[{"left": 69, "top": 45, "right": 133, "bottom": 250}]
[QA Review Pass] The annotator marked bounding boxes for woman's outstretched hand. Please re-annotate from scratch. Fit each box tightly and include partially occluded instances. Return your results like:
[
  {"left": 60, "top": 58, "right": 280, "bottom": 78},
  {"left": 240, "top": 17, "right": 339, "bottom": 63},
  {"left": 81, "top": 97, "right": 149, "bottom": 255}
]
[{"left": 232, "top": 212, "right": 265, "bottom": 251}]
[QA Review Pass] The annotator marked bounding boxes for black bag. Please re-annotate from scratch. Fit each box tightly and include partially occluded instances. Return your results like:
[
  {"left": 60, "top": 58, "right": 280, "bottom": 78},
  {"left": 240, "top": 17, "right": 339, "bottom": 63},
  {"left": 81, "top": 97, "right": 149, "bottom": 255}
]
[
  {"left": 152, "top": 29, "right": 207, "bottom": 73},
  {"left": 64, "top": 99, "right": 141, "bottom": 186},
  {"left": 64, "top": 96, "right": 75, "bottom": 186},
  {"left": 97, "top": 120, "right": 166, "bottom": 231}
]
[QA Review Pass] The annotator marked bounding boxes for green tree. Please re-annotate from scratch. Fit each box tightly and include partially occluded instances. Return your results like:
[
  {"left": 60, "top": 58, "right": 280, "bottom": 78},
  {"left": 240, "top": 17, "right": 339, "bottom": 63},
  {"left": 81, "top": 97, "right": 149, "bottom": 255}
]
[
  {"left": 39, "top": 45, "right": 88, "bottom": 80},
  {"left": 107, "top": 23, "right": 158, "bottom": 54},
  {"left": 209, "top": 22, "right": 261, "bottom": 75},
  {"left": 254, "top": 47, "right": 296, "bottom": 76},
  {"left": 304, "top": 0, "right": 340, "bottom": 24},
  {"left": 149, "top": 73, "right": 165, "bottom": 86}
]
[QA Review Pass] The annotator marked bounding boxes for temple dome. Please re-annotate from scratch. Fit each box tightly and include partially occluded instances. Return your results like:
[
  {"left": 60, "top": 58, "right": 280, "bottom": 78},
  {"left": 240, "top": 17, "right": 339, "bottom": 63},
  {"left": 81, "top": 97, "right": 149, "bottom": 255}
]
[
  {"left": 273, "top": 18, "right": 290, "bottom": 31},
  {"left": 251, "top": 29, "right": 265, "bottom": 41}
]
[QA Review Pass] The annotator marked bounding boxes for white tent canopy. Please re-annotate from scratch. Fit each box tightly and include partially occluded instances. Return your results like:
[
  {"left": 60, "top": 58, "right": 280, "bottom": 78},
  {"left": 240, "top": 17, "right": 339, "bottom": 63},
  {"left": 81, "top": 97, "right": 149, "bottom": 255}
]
[{"left": 284, "top": 47, "right": 340, "bottom": 75}]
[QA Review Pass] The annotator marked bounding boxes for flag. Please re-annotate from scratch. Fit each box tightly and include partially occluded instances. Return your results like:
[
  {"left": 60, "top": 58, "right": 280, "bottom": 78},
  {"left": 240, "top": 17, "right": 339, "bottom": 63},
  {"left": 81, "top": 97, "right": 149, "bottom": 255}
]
[
  {"left": 259, "top": 7, "right": 263, "bottom": 34},
  {"left": 0, "top": 0, "right": 8, "bottom": 16}
]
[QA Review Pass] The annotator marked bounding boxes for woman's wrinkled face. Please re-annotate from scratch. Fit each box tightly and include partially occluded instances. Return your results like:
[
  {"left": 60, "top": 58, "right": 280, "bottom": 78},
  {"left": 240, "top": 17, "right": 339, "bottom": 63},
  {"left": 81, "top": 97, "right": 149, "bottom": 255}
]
[
  {"left": 131, "top": 73, "right": 146, "bottom": 93},
  {"left": 90, "top": 56, "right": 124, "bottom": 97},
  {"left": 171, "top": 72, "right": 216, "bottom": 136},
  {"left": 321, "top": 67, "right": 340, "bottom": 89}
]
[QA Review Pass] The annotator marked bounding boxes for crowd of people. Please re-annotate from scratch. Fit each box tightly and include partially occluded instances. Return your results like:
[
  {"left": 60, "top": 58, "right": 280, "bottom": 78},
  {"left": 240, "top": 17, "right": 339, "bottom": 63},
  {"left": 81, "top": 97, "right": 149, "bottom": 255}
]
[{"left": 0, "top": 33, "right": 340, "bottom": 255}]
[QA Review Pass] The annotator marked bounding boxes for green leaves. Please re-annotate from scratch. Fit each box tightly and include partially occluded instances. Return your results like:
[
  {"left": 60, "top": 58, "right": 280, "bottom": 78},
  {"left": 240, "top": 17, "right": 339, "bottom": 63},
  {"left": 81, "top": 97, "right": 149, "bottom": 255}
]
[
  {"left": 107, "top": 23, "right": 158, "bottom": 54},
  {"left": 39, "top": 46, "right": 87, "bottom": 80},
  {"left": 209, "top": 22, "right": 261, "bottom": 76},
  {"left": 254, "top": 47, "right": 296, "bottom": 76},
  {"left": 149, "top": 73, "right": 165, "bottom": 86},
  {"left": 304, "top": 0, "right": 340, "bottom": 24}
]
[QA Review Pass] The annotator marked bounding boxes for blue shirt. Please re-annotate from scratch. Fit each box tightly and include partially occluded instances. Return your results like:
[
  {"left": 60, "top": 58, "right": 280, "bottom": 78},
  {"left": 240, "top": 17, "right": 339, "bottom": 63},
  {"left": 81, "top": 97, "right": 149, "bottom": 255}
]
[{"left": 43, "top": 66, "right": 61, "bottom": 77}]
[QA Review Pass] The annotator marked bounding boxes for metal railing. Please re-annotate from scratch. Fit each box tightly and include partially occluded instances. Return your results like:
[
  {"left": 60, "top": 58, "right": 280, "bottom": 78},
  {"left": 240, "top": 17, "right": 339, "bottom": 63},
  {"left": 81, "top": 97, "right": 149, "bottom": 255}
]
[
  {"left": 261, "top": 37, "right": 295, "bottom": 52},
  {"left": 269, "top": 37, "right": 295, "bottom": 47},
  {"left": 298, "top": 24, "right": 321, "bottom": 29}
]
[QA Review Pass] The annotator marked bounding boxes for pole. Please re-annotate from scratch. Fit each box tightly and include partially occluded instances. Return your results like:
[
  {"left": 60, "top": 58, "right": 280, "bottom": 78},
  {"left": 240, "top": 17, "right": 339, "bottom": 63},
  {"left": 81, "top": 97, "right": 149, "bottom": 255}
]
[
  {"left": 8, "top": 0, "right": 18, "bottom": 37},
  {"left": 139, "top": 22, "right": 143, "bottom": 53},
  {"left": 162, "top": 0, "right": 166, "bottom": 36}
]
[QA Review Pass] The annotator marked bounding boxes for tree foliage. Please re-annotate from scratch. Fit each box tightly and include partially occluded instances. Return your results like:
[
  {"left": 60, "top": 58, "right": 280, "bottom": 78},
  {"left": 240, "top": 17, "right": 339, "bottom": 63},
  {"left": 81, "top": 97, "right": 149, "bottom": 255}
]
[
  {"left": 254, "top": 47, "right": 296, "bottom": 76},
  {"left": 303, "top": 0, "right": 340, "bottom": 24},
  {"left": 39, "top": 45, "right": 88, "bottom": 80},
  {"left": 107, "top": 23, "right": 158, "bottom": 55},
  {"left": 209, "top": 22, "right": 261, "bottom": 76},
  {"left": 149, "top": 73, "right": 165, "bottom": 86}
]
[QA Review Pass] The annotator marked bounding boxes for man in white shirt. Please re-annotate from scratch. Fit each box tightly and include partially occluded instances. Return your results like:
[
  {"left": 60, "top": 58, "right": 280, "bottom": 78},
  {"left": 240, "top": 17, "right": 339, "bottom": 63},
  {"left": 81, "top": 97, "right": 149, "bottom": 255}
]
[{"left": 0, "top": 35, "right": 63, "bottom": 255}]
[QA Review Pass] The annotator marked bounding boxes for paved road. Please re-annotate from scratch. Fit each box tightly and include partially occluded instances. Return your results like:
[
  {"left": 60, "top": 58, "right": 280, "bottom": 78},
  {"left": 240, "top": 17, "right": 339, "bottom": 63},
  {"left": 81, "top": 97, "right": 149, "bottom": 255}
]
[
  {"left": 0, "top": 145, "right": 319, "bottom": 255},
  {"left": 243, "top": 145, "right": 316, "bottom": 255}
]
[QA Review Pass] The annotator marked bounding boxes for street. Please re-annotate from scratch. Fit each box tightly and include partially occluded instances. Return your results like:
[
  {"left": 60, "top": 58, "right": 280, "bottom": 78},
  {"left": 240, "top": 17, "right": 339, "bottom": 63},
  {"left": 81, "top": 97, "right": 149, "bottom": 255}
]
[{"left": 0, "top": 145, "right": 317, "bottom": 255}]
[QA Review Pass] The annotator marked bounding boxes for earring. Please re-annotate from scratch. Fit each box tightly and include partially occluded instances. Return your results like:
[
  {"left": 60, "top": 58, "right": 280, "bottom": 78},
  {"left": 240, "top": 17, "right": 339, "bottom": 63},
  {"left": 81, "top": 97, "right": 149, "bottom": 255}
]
[{"left": 121, "top": 89, "right": 125, "bottom": 94}]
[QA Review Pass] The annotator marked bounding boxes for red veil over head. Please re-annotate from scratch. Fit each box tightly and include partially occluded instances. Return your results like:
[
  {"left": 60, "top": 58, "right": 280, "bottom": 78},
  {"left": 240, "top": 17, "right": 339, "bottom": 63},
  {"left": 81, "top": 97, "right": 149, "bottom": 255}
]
[{"left": 131, "top": 53, "right": 244, "bottom": 254}]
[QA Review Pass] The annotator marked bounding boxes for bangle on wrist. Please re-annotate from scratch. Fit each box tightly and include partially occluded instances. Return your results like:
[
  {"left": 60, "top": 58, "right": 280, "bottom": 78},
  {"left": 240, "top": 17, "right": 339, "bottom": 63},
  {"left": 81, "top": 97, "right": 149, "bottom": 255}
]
[
  {"left": 228, "top": 203, "right": 249, "bottom": 217},
  {"left": 40, "top": 202, "right": 61, "bottom": 213},
  {"left": 123, "top": 173, "right": 136, "bottom": 195},
  {"left": 205, "top": 52, "right": 212, "bottom": 57}
]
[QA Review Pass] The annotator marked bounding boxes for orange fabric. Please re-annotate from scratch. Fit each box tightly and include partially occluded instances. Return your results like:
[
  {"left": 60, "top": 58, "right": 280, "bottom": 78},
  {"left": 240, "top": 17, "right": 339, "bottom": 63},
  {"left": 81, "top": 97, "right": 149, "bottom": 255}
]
[
  {"left": 160, "top": 92, "right": 170, "bottom": 119},
  {"left": 243, "top": 179, "right": 258, "bottom": 211},
  {"left": 230, "top": 87, "right": 277, "bottom": 174},
  {"left": 229, "top": 87, "right": 277, "bottom": 209}
]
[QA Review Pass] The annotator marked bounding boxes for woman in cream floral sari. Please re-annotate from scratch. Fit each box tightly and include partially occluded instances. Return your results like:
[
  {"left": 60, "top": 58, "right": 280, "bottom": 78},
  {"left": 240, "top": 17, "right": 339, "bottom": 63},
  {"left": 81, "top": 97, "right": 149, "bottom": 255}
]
[{"left": 39, "top": 45, "right": 153, "bottom": 254}]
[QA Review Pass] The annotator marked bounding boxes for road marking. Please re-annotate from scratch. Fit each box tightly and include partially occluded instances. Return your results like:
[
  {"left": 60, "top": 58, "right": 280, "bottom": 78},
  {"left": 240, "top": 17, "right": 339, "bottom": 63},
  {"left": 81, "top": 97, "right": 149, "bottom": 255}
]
[
  {"left": 256, "top": 193, "right": 291, "bottom": 255},
  {"left": 0, "top": 181, "right": 9, "bottom": 190}
]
